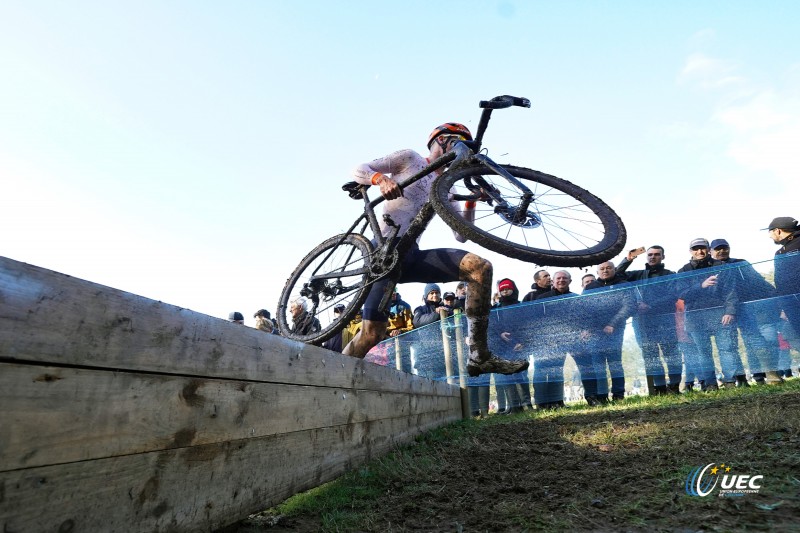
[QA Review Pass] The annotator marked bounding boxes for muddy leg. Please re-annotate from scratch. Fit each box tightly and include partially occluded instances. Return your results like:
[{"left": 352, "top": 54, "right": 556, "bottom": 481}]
[
  {"left": 459, "top": 252, "right": 493, "bottom": 362},
  {"left": 342, "top": 320, "right": 388, "bottom": 358}
]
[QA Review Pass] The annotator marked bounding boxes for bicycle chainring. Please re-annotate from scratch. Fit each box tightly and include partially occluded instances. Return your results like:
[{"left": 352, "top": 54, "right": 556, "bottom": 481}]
[{"left": 369, "top": 248, "right": 400, "bottom": 280}]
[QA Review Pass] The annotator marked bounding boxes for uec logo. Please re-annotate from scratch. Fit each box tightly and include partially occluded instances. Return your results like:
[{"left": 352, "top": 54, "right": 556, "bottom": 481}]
[{"left": 685, "top": 463, "right": 763, "bottom": 497}]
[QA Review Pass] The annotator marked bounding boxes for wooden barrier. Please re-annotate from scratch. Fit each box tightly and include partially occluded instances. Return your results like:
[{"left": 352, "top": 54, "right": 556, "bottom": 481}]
[{"left": 0, "top": 256, "right": 463, "bottom": 532}]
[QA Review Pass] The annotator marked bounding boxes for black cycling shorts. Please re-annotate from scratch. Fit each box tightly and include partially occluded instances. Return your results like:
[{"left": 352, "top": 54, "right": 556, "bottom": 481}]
[{"left": 362, "top": 245, "right": 468, "bottom": 322}]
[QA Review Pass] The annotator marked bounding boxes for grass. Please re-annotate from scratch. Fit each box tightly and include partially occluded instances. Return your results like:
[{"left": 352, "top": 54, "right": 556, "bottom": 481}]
[{"left": 228, "top": 379, "right": 800, "bottom": 532}]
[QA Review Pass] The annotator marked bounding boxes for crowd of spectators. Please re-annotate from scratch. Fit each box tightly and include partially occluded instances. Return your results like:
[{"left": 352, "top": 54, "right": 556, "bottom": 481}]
[{"left": 226, "top": 216, "right": 800, "bottom": 416}]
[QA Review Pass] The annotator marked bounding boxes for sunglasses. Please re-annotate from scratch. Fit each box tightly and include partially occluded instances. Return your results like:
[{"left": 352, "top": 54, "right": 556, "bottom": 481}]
[{"left": 691, "top": 246, "right": 708, "bottom": 251}]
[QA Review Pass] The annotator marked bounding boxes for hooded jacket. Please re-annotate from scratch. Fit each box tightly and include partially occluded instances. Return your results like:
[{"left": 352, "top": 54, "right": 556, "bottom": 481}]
[{"left": 387, "top": 292, "right": 414, "bottom": 334}]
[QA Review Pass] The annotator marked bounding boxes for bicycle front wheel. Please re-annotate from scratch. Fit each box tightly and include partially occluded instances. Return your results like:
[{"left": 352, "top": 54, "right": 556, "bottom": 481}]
[
  {"left": 277, "top": 233, "right": 373, "bottom": 344},
  {"left": 431, "top": 164, "right": 626, "bottom": 267}
]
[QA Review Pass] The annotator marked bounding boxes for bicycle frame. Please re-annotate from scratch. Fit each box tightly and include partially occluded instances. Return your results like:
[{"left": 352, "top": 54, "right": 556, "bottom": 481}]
[{"left": 304, "top": 95, "right": 536, "bottom": 312}]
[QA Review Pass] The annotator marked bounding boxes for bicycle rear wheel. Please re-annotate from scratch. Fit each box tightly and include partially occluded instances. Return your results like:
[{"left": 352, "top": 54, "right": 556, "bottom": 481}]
[
  {"left": 431, "top": 164, "right": 626, "bottom": 266},
  {"left": 277, "top": 233, "right": 373, "bottom": 344}
]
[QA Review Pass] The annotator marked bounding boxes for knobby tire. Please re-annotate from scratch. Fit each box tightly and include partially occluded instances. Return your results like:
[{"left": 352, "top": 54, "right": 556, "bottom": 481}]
[{"left": 431, "top": 164, "right": 626, "bottom": 267}]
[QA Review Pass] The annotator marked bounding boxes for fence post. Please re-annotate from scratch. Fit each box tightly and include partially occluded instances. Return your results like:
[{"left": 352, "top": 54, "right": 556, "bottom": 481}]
[
  {"left": 394, "top": 336, "right": 403, "bottom": 371},
  {"left": 440, "top": 309, "right": 455, "bottom": 385},
  {"left": 453, "top": 308, "right": 471, "bottom": 418}
]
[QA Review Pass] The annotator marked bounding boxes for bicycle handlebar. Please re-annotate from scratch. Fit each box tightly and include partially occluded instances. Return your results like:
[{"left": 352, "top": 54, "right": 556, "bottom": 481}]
[
  {"left": 479, "top": 95, "right": 531, "bottom": 109},
  {"left": 473, "top": 95, "right": 531, "bottom": 149}
]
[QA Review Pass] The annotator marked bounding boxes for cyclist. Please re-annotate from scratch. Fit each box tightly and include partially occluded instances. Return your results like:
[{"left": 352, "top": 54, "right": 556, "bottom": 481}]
[{"left": 341, "top": 123, "right": 529, "bottom": 377}]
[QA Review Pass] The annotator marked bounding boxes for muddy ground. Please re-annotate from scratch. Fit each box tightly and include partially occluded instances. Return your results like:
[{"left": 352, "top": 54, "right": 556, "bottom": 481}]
[{"left": 225, "top": 387, "right": 800, "bottom": 532}]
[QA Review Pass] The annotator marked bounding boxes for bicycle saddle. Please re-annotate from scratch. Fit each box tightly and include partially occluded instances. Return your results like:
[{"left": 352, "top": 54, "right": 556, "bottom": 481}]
[{"left": 342, "top": 181, "right": 365, "bottom": 200}]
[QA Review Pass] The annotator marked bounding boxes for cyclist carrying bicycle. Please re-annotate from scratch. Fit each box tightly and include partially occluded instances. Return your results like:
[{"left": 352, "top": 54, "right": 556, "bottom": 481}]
[{"left": 341, "top": 123, "right": 529, "bottom": 377}]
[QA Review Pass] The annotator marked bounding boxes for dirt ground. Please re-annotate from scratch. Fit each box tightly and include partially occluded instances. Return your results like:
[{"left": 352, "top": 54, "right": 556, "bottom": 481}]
[{"left": 227, "top": 388, "right": 800, "bottom": 532}]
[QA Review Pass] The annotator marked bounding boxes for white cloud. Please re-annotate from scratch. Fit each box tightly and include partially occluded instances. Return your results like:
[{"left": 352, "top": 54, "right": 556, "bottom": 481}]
[
  {"left": 678, "top": 53, "right": 745, "bottom": 90},
  {"left": 714, "top": 90, "right": 800, "bottom": 186}
]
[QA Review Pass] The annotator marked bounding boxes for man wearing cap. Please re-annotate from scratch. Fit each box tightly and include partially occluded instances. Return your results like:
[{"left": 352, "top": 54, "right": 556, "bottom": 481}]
[
  {"left": 677, "top": 238, "right": 740, "bottom": 390},
  {"left": 616, "top": 245, "right": 682, "bottom": 395},
  {"left": 767, "top": 216, "right": 800, "bottom": 336},
  {"left": 228, "top": 311, "right": 245, "bottom": 325},
  {"left": 710, "top": 239, "right": 783, "bottom": 384},
  {"left": 442, "top": 291, "right": 458, "bottom": 312}
]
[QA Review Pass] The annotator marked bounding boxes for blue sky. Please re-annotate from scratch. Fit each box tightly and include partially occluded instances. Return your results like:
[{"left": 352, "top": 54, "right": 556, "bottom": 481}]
[{"left": 2, "top": 1, "right": 798, "bottom": 325}]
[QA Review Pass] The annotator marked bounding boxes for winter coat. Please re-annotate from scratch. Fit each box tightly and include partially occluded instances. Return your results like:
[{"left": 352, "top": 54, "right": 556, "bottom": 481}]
[
  {"left": 775, "top": 230, "right": 800, "bottom": 297},
  {"left": 677, "top": 257, "right": 738, "bottom": 316},
  {"left": 583, "top": 274, "right": 635, "bottom": 331}
]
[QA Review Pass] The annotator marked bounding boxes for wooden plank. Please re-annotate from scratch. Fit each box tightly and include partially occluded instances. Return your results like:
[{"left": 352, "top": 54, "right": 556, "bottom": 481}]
[
  {"left": 0, "top": 363, "right": 461, "bottom": 471},
  {"left": 0, "top": 411, "right": 458, "bottom": 533},
  {"left": 0, "top": 256, "right": 456, "bottom": 397}
]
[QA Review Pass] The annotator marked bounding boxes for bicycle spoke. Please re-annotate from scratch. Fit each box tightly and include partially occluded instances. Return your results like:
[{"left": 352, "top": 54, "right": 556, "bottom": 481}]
[{"left": 434, "top": 163, "right": 626, "bottom": 265}]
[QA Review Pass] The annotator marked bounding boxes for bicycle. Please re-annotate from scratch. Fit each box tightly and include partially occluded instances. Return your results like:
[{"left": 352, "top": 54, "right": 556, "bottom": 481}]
[{"left": 277, "top": 95, "right": 627, "bottom": 344}]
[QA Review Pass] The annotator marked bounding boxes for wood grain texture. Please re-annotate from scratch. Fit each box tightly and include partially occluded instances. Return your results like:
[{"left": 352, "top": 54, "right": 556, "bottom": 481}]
[
  {"left": 0, "top": 256, "right": 455, "bottom": 397},
  {"left": 1, "top": 411, "right": 456, "bottom": 533},
  {"left": 0, "top": 256, "right": 464, "bottom": 532},
  {"left": 0, "top": 362, "right": 460, "bottom": 470}
]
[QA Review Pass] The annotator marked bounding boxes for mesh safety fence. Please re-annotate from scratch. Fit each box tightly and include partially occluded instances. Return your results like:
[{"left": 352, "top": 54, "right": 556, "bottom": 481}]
[{"left": 364, "top": 254, "right": 800, "bottom": 410}]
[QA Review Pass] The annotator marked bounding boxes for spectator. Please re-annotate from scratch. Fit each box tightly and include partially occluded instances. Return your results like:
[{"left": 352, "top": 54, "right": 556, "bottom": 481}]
[
  {"left": 413, "top": 283, "right": 450, "bottom": 327},
  {"left": 228, "top": 311, "right": 245, "bottom": 325},
  {"left": 289, "top": 298, "right": 321, "bottom": 336},
  {"left": 675, "top": 298, "right": 699, "bottom": 391},
  {"left": 583, "top": 261, "right": 634, "bottom": 401},
  {"left": 387, "top": 290, "right": 414, "bottom": 372},
  {"left": 492, "top": 278, "right": 531, "bottom": 414},
  {"left": 581, "top": 273, "right": 597, "bottom": 291},
  {"left": 616, "top": 245, "right": 682, "bottom": 395},
  {"left": 254, "top": 309, "right": 274, "bottom": 333},
  {"left": 453, "top": 282, "right": 467, "bottom": 311},
  {"left": 387, "top": 290, "right": 414, "bottom": 337},
  {"left": 710, "top": 238, "right": 783, "bottom": 384},
  {"left": 677, "top": 238, "right": 740, "bottom": 391},
  {"left": 342, "top": 309, "right": 363, "bottom": 348},
  {"left": 412, "top": 284, "right": 452, "bottom": 379},
  {"left": 534, "top": 270, "right": 580, "bottom": 408},
  {"left": 766, "top": 216, "right": 800, "bottom": 336},
  {"left": 322, "top": 305, "right": 346, "bottom": 352},
  {"left": 442, "top": 291, "right": 458, "bottom": 313},
  {"left": 522, "top": 270, "right": 552, "bottom": 301}
]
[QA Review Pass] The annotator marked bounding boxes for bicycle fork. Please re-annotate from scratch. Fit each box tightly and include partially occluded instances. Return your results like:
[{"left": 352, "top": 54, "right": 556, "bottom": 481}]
[{"left": 472, "top": 154, "right": 540, "bottom": 228}]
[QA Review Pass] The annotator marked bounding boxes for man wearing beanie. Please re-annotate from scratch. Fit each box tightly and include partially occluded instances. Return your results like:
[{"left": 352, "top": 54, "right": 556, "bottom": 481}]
[{"left": 413, "top": 284, "right": 450, "bottom": 328}]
